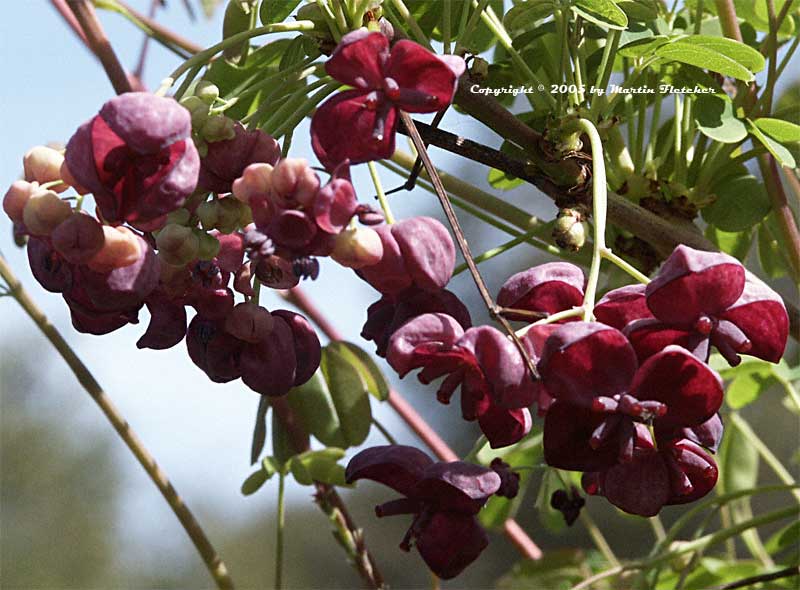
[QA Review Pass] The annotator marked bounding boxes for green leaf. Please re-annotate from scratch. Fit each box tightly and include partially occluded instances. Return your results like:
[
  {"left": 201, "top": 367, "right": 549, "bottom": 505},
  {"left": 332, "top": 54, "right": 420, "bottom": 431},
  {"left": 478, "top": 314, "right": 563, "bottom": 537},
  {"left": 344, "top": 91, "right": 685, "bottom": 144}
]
[
  {"left": 765, "top": 520, "right": 800, "bottom": 556},
  {"left": 748, "top": 120, "right": 797, "bottom": 168},
  {"left": 753, "top": 118, "right": 800, "bottom": 144},
  {"left": 705, "top": 225, "right": 753, "bottom": 261},
  {"left": 655, "top": 35, "right": 766, "bottom": 81},
  {"left": 250, "top": 397, "right": 269, "bottom": 464},
  {"left": 722, "top": 361, "right": 777, "bottom": 409},
  {"left": 615, "top": 0, "right": 661, "bottom": 22},
  {"left": 702, "top": 174, "right": 771, "bottom": 232},
  {"left": 618, "top": 35, "right": 669, "bottom": 58},
  {"left": 573, "top": 0, "right": 629, "bottom": 30},
  {"left": 260, "top": 0, "right": 302, "bottom": 24},
  {"left": 289, "top": 448, "right": 347, "bottom": 486},
  {"left": 694, "top": 94, "right": 748, "bottom": 143},
  {"left": 719, "top": 416, "right": 759, "bottom": 493},
  {"left": 734, "top": 0, "right": 796, "bottom": 37},
  {"left": 497, "top": 549, "right": 594, "bottom": 589},
  {"left": 288, "top": 371, "right": 346, "bottom": 448},
  {"left": 271, "top": 409, "right": 298, "bottom": 466},
  {"left": 758, "top": 214, "right": 789, "bottom": 279},
  {"left": 241, "top": 468, "right": 270, "bottom": 495},
  {"left": 327, "top": 342, "right": 390, "bottom": 401},
  {"left": 503, "top": 1, "right": 556, "bottom": 32},
  {"left": 320, "top": 346, "right": 372, "bottom": 447}
]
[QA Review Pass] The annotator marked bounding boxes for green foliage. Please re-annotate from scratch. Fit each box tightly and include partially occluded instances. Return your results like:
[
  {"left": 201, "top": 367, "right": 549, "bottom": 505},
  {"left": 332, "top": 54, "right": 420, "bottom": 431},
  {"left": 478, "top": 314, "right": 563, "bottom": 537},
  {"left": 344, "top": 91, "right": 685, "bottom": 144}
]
[
  {"left": 260, "top": 0, "right": 303, "bottom": 25},
  {"left": 703, "top": 174, "right": 771, "bottom": 232},
  {"left": 497, "top": 549, "right": 607, "bottom": 589},
  {"left": 654, "top": 36, "right": 766, "bottom": 81},
  {"left": 694, "top": 94, "right": 748, "bottom": 144},
  {"left": 573, "top": 0, "right": 629, "bottom": 30},
  {"left": 289, "top": 448, "right": 348, "bottom": 486}
]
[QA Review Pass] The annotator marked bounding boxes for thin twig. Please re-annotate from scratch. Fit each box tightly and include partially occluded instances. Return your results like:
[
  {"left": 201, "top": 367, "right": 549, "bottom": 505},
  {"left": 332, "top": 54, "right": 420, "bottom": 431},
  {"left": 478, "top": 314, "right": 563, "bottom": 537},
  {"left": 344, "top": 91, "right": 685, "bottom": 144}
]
[
  {"left": 708, "top": 565, "right": 799, "bottom": 590},
  {"left": 133, "top": 0, "right": 161, "bottom": 79},
  {"left": 50, "top": 0, "right": 88, "bottom": 45},
  {"left": 283, "top": 287, "right": 544, "bottom": 561},
  {"left": 114, "top": 0, "right": 203, "bottom": 54},
  {"left": 399, "top": 111, "right": 540, "bottom": 380},
  {"left": 270, "top": 398, "right": 385, "bottom": 589},
  {"left": 67, "top": 0, "right": 133, "bottom": 94},
  {"left": 0, "top": 256, "right": 235, "bottom": 590}
]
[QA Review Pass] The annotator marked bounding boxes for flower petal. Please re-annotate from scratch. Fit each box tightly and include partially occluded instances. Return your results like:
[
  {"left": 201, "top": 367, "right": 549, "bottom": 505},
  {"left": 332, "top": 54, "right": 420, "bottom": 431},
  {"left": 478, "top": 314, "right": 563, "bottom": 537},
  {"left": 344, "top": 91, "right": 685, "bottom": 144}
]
[
  {"left": 99, "top": 92, "right": 191, "bottom": 154},
  {"left": 325, "top": 30, "right": 388, "bottom": 89},
  {"left": 603, "top": 449, "right": 670, "bottom": 516},
  {"left": 240, "top": 315, "right": 297, "bottom": 396},
  {"left": 385, "top": 40, "right": 461, "bottom": 113},
  {"left": 646, "top": 245, "right": 745, "bottom": 326},
  {"left": 663, "top": 439, "right": 719, "bottom": 505},
  {"left": 358, "top": 223, "right": 414, "bottom": 295},
  {"left": 415, "top": 461, "right": 500, "bottom": 513},
  {"left": 594, "top": 284, "right": 652, "bottom": 330},
  {"left": 391, "top": 217, "right": 455, "bottom": 292},
  {"left": 543, "top": 401, "right": 620, "bottom": 472},
  {"left": 136, "top": 294, "right": 187, "bottom": 350},
  {"left": 718, "top": 272, "right": 789, "bottom": 363},
  {"left": 271, "top": 309, "right": 321, "bottom": 386},
  {"left": 311, "top": 90, "right": 397, "bottom": 170},
  {"left": 497, "top": 262, "right": 585, "bottom": 320},
  {"left": 386, "top": 312, "right": 465, "bottom": 376},
  {"left": 345, "top": 444, "right": 433, "bottom": 496},
  {"left": 415, "top": 513, "right": 488, "bottom": 580},
  {"left": 625, "top": 318, "right": 709, "bottom": 363},
  {"left": 539, "top": 322, "right": 637, "bottom": 405},
  {"left": 630, "top": 345, "right": 723, "bottom": 430},
  {"left": 313, "top": 177, "right": 358, "bottom": 234},
  {"left": 478, "top": 405, "right": 532, "bottom": 449}
]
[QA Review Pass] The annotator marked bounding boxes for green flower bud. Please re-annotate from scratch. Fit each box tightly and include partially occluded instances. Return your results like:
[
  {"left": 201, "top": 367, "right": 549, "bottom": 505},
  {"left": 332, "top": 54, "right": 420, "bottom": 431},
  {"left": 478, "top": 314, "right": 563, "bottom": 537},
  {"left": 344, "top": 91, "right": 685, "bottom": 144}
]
[
  {"left": 552, "top": 208, "right": 588, "bottom": 252},
  {"left": 216, "top": 197, "right": 246, "bottom": 234},
  {"left": 156, "top": 223, "right": 200, "bottom": 266},
  {"left": 202, "top": 115, "right": 237, "bottom": 143},
  {"left": 194, "top": 80, "right": 220, "bottom": 105},
  {"left": 22, "top": 189, "right": 72, "bottom": 236},
  {"left": 167, "top": 208, "right": 191, "bottom": 226},
  {"left": 195, "top": 229, "right": 222, "bottom": 260},
  {"left": 196, "top": 200, "right": 220, "bottom": 231}
]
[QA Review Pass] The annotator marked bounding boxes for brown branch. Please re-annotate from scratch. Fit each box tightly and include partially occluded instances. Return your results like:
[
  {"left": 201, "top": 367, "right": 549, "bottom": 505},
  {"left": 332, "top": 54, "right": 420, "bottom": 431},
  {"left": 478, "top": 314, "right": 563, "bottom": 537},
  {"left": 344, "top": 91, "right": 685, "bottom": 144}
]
[
  {"left": 284, "top": 288, "right": 544, "bottom": 562},
  {"left": 50, "top": 0, "right": 88, "bottom": 46},
  {"left": 270, "top": 397, "right": 385, "bottom": 589},
  {"left": 0, "top": 256, "right": 235, "bottom": 590},
  {"left": 708, "top": 565, "right": 799, "bottom": 590},
  {"left": 399, "top": 111, "right": 541, "bottom": 382},
  {"left": 115, "top": 0, "right": 203, "bottom": 55},
  {"left": 67, "top": 0, "right": 133, "bottom": 94}
]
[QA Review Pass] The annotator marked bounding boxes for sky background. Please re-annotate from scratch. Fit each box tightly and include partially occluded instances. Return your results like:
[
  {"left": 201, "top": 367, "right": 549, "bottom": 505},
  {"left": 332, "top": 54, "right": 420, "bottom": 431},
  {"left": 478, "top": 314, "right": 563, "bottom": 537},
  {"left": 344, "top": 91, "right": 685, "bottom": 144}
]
[{"left": 1, "top": 2, "right": 797, "bottom": 588}]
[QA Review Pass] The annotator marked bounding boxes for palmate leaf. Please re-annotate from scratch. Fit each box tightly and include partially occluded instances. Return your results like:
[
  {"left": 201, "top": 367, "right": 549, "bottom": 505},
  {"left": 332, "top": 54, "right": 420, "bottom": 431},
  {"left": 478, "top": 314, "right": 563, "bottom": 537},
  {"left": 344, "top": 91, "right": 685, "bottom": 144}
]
[
  {"left": 748, "top": 120, "right": 797, "bottom": 168},
  {"left": 702, "top": 174, "right": 771, "bottom": 232},
  {"left": 694, "top": 94, "right": 748, "bottom": 144}
]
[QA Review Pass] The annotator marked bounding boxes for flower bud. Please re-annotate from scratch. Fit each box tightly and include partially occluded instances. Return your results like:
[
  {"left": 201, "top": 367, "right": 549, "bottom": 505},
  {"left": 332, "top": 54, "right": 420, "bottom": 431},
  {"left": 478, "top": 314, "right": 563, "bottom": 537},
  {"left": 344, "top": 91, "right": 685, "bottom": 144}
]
[
  {"left": 23, "top": 146, "right": 68, "bottom": 192},
  {"left": 254, "top": 255, "right": 299, "bottom": 289},
  {"left": 194, "top": 80, "right": 220, "bottom": 105},
  {"left": 88, "top": 226, "right": 142, "bottom": 272},
  {"left": 202, "top": 115, "right": 237, "bottom": 143},
  {"left": 226, "top": 302, "right": 275, "bottom": 343},
  {"left": 180, "top": 95, "right": 210, "bottom": 128},
  {"left": 196, "top": 229, "right": 222, "bottom": 260},
  {"left": 196, "top": 200, "right": 219, "bottom": 230},
  {"left": 552, "top": 208, "right": 587, "bottom": 252},
  {"left": 271, "top": 158, "right": 320, "bottom": 208},
  {"left": 22, "top": 189, "right": 72, "bottom": 235},
  {"left": 167, "top": 208, "right": 191, "bottom": 226},
  {"left": 232, "top": 163, "right": 273, "bottom": 204},
  {"left": 60, "top": 160, "right": 88, "bottom": 195},
  {"left": 51, "top": 212, "right": 105, "bottom": 264},
  {"left": 216, "top": 198, "right": 247, "bottom": 234},
  {"left": 3, "top": 180, "right": 39, "bottom": 223},
  {"left": 156, "top": 223, "right": 201, "bottom": 266},
  {"left": 331, "top": 227, "right": 384, "bottom": 269}
]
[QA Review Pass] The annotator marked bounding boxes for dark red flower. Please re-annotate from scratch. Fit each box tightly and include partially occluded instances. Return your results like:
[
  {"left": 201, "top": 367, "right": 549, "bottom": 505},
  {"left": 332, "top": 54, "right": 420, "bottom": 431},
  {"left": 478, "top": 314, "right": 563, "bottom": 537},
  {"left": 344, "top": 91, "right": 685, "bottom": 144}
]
[
  {"left": 361, "top": 286, "right": 471, "bottom": 357},
  {"left": 358, "top": 217, "right": 456, "bottom": 295},
  {"left": 345, "top": 445, "right": 499, "bottom": 579},
  {"left": 627, "top": 246, "right": 789, "bottom": 365},
  {"left": 65, "top": 92, "right": 200, "bottom": 225},
  {"left": 497, "top": 262, "right": 585, "bottom": 321},
  {"left": 311, "top": 31, "right": 464, "bottom": 169},
  {"left": 539, "top": 322, "right": 723, "bottom": 471},
  {"left": 387, "top": 313, "right": 534, "bottom": 448}
]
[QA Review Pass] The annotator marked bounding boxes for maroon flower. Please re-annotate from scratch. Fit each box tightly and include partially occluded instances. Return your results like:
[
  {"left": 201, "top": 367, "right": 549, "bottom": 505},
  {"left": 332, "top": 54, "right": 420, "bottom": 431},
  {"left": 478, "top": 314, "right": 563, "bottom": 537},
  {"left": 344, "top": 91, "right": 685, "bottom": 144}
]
[
  {"left": 387, "top": 313, "right": 534, "bottom": 448},
  {"left": 345, "top": 445, "right": 499, "bottom": 579},
  {"left": 358, "top": 217, "right": 456, "bottom": 295},
  {"left": 539, "top": 322, "right": 723, "bottom": 471},
  {"left": 311, "top": 31, "right": 465, "bottom": 169},
  {"left": 497, "top": 262, "right": 585, "bottom": 321},
  {"left": 65, "top": 92, "right": 200, "bottom": 225},
  {"left": 361, "top": 286, "right": 471, "bottom": 357},
  {"left": 626, "top": 246, "right": 789, "bottom": 365}
]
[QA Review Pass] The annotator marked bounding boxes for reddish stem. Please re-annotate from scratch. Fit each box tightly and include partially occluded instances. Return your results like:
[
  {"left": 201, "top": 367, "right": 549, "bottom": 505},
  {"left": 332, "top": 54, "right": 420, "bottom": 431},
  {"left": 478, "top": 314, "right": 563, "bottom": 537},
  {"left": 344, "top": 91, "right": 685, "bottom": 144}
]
[
  {"left": 50, "top": 0, "right": 88, "bottom": 45},
  {"left": 285, "top": 287, "right": 543, "bottom": 561}
]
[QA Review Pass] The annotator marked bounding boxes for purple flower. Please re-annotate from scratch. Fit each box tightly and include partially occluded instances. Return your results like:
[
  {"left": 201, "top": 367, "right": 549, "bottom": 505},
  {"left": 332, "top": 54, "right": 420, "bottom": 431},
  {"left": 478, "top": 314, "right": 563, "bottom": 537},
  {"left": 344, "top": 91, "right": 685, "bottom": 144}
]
[
  {"left": 345, "top": 445, "right": 499, "bottom": 579},
  {"left": 65, "top": 93, "right": 200, "bottom": 225},
  {"left": 387, "top": 313, "right": 534, "bottom": 448},
  {"left": 199, "top": 123, "right": 280, "bottom": 194},
  {"left": 626, "top": 246, "right": 789, "bottom": 365},
  {"left": 311, "top": 31, "right": 464, "bottom": 170},
  {"left": 497, "top": 262, "right": 585, "bottom": 321},
  {"left": 539, "top": 322, "right": 724, "bottom": 471}
]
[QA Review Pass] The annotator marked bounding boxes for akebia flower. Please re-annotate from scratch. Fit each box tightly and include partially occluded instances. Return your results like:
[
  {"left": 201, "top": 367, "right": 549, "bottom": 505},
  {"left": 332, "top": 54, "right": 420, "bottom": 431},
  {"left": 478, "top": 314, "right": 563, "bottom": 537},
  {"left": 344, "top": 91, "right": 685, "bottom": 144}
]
[
  {"left": 345, "top": 445, "right": 499, "bottom": 579},
  {"left": 539, "top": 322, "right": 724, "bottom": 472},
  {"left": 361, "top": 285, "right": 471, "bottom": 357},
  {"left": 199, "top": 123, "right": 280, "bottom": 194},
  {"left": 358, "top": 217, "right": 456, "bottom": 295},
  {"left": 387, "top": 313, "right": 534, "bottom": 448},
  {"left": 65, "top": 92, "right": 200, "bottom": 225},
  {"left": 625, "top": 245, "right": 789, "bottom": 365},
  {"left": 311, "top": 30, "right": 465, "bottom": 169},
  {"left": 497, "top": 262, "right": 585, "bottom": 321}
]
